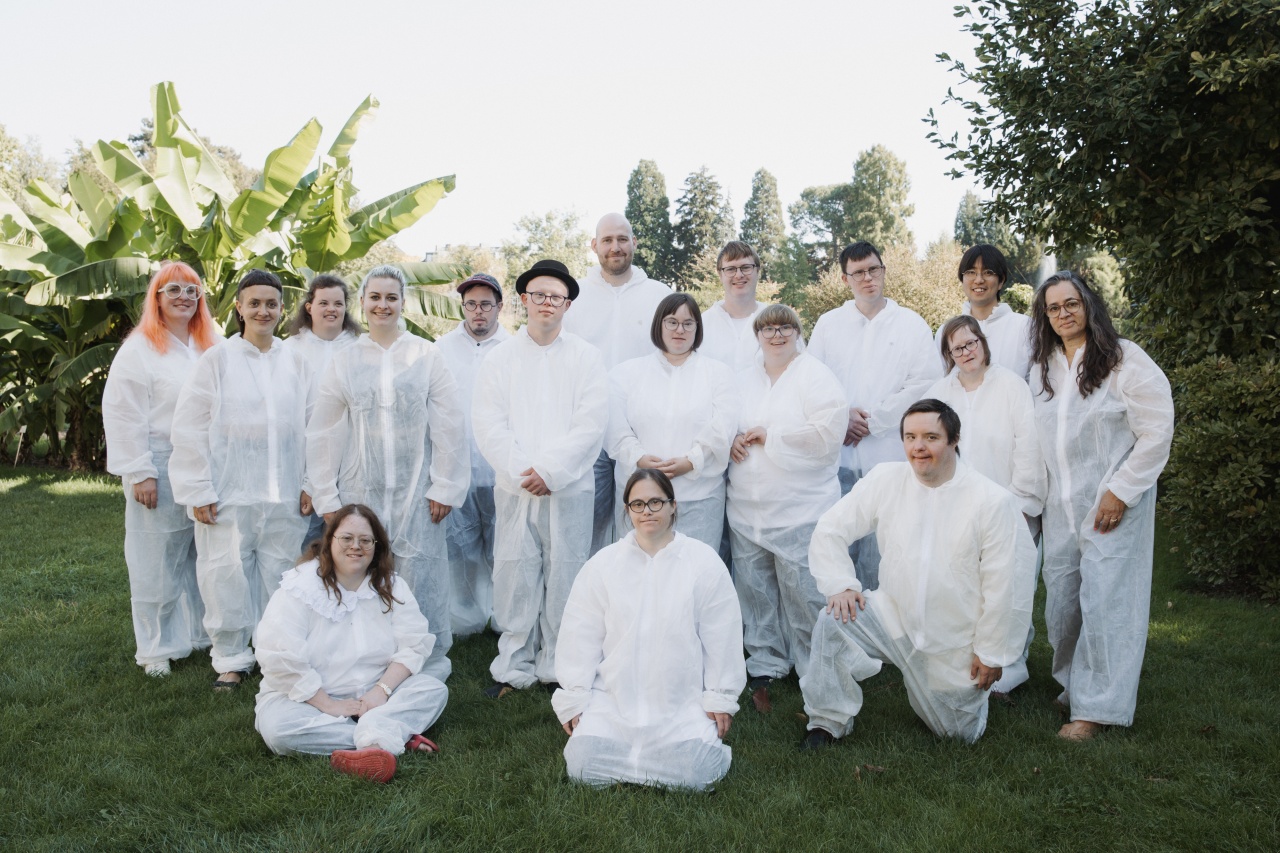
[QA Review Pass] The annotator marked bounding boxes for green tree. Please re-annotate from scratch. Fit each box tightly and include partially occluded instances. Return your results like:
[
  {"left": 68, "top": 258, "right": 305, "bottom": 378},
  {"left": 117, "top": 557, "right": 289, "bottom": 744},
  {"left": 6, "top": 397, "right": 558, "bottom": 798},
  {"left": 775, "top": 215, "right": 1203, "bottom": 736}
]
[
  {"left": 499, "top": 210, "right": 590, "bottom": 286},
  {"left": 671, "top": 166, "right": 728, "bottom": 286},
  {"left": 0, "top": 125, "right": 60, "bottom": 217},
  {"left": 624, "top": 159, "right": 674, "bottom": 282},
  {"left": 740, "top": 168, "right": 786, "bottom": 275},
  {"left": 953, "top": 189, "right": 1044, "bottom": 284}
]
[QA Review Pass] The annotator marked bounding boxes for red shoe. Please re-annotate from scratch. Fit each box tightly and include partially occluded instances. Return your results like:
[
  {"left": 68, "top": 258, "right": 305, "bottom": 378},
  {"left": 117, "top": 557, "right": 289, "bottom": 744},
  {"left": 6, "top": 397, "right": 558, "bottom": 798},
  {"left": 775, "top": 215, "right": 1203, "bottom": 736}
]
[{"left": 330, "top": 748, "right": 396, "bottom": 783}]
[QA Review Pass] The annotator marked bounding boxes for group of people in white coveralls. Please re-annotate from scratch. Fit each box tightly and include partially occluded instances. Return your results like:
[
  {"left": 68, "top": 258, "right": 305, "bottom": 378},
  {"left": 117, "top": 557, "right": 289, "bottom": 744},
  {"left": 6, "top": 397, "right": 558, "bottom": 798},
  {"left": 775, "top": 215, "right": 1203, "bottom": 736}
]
[{"left": 102, "top": 211, "right": 1174, "bottom": 787}]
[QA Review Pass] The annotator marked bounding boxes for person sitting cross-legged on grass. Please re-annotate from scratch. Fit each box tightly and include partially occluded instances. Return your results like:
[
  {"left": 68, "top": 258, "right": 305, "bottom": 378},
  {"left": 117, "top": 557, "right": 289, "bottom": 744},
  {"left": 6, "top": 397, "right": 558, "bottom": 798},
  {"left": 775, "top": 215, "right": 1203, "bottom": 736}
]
[
  {"left": 799, "top": 399, "right": 1036, "bottom": 749},
  {"left": 254, "top": 504, "right": 448, "bottom": 783},
  {"left": 553, "top": 468, "right": 746, "bottom": 791}
]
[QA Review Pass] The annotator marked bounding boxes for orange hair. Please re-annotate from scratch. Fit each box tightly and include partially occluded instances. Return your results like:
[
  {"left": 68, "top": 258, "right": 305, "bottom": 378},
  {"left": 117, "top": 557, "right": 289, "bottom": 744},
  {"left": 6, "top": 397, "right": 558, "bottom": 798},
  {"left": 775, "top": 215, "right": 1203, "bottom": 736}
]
[{"left": 130, "top": 261, "right": 219, "bottom": 355}]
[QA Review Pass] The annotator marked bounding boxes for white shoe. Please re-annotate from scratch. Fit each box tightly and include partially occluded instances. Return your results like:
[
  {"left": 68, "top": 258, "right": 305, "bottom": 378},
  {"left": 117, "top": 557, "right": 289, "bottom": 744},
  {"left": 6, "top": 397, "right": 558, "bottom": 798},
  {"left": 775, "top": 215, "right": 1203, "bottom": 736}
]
[{"left": 145, "top": 661, "right": 171, "bottom": 678}]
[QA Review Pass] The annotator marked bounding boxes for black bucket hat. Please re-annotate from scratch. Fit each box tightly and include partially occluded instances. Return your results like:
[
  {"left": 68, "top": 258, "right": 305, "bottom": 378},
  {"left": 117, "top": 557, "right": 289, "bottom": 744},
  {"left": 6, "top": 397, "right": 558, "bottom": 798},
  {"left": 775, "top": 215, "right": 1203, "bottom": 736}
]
[{"left": 514, "top": 259, "right": 579, "bottom": 301}]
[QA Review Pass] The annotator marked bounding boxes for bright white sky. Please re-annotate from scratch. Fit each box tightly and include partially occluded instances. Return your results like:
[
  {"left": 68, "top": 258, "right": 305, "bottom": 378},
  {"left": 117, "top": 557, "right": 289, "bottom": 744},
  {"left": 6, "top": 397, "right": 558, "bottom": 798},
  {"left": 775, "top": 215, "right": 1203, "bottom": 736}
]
[{"left": 4, "top": 0, "right": 983, "bottom": 259}]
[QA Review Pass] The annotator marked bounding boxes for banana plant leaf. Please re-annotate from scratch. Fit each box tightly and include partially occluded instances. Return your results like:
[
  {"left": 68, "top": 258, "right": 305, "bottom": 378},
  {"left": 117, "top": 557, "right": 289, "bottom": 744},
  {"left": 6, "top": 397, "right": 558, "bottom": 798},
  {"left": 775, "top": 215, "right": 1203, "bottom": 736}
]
[
  {"left": 328, "top": 95, "right": 379, "bottom": 166},
  {"left": 92, "top": 142, "right": 163, "bottom": 211},
  {"left": 151, "top": 81, "right": 239, "bottom": 203},
  {"left": 403, "top": 285, "right": 463, "bottom": 321},
  {"left": 397, "top": 261, "right": 470, "bottom": 286},
  {"left": 50, "top": 342, "right": 119, "bottom": 386},
  {"left": 227, "top": 118, "right": 322, "bottom": 244},
  {"left": 0, "top": 242, "right": 78, "bottom": 278},
  {"left": 67, "top": 172, "right": 117, "bottom": 236},
  {"left": 343, "top": 176, "right": 456, "bottom": 260},
  {"left": 0, "top": 188, "right": 42, "bottom": 242},
  {"left": 23, "top": 257, "right": 154, "bottom": 306}
]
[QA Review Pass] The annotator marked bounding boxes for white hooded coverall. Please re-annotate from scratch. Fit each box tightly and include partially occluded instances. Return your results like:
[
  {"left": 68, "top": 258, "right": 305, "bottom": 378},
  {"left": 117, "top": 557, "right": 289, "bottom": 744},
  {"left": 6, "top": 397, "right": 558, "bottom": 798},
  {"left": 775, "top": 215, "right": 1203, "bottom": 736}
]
[
  {"left": 254, "top": 562, "right": 448, "bottom": 756},
  {"left": 168, "top": 334, "right": 310, "bottom": 675},
  {"left": 802, "top": 461, "right": 1036, "bottom": 743},
  {"left": 608, "top": 351, "right": 738, "bottom": 550},
  {"left": 306, "top": 332, "right": 469, "bottom": 682},
  {"left": 934, "top": 302, "right": 1033, "bottom": 380},
  {"left": 698, "top": 300, "right": 768, "bottom": 373},
  {"left": 553, "top": 532, "right": 745, "bottom": 790},
  {"left": 1033, "top": 340, "right": 1173, "bottom": 727},
  {"left": 435, "top": 321, "right": 512, "bottom": 636},
  {"left": 103, "top": 330, "right": 218, "bottom": 668},
  {"left": 472, "top": 328, "right": 609, "bottom": 689},
  {"left": 727, "top": 352, "right": 846, "bottom": 680}
]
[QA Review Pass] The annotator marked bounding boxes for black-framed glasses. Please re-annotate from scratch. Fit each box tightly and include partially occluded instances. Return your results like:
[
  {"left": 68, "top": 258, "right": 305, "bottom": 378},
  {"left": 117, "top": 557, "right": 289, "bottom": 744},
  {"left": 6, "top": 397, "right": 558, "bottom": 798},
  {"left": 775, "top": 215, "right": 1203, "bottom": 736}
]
[
  {"left": 662, "top": 317, "right": 698, "bottom": 332},
  {"left": 162, "top": 283, "right": 202, "bottom": 299},
  {"left": 843, "top": 265, "right": 886, "bottom": 281},
  {"left": 950, "top": 338, "right": 981, "bottom": 358},
  {"left": 462, "top": 300, "right": 498, "bottom": 312},
  {"left": 626, "top": 497, "right": 673, "bottom": 514},
  {"left": 720, "top": 263, "right": 757, "bottom": 276},
  {"left": 527, "top": 291, "right": 568, "bottom": 307},
  {"left": 759, "top": 325, "right": 798, "bottom": 339},
  {"left": 335, "top": 533, "right": 376, "bottom": 551}
]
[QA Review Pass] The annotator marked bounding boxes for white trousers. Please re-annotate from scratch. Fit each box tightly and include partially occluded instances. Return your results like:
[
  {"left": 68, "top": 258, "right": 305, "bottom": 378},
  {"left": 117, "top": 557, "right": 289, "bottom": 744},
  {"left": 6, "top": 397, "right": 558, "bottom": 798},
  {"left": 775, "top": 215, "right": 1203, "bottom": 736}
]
[
  {"left": 490, "top": 488, "right": 593, "bottom": 688},
  {"left": 123, "top": 457, "right": 206, "bottom": 667},
  {"left": 801, "top": 594, "right": 990, "bottom": 743},
  {"left": 255, "top": 673, "right": 448, "bottom": 756},
  {"left": 445, "top": 485, "right": 497, "bottom": 637},
  {"left": 194, "top": 502, "right": 307, "bottom": 674},
  {"left": 729, "top": 521, "right": 825, "bottom": 680},
  {"left": 565, "top": 734, "right": 730, "bottom": 791}
]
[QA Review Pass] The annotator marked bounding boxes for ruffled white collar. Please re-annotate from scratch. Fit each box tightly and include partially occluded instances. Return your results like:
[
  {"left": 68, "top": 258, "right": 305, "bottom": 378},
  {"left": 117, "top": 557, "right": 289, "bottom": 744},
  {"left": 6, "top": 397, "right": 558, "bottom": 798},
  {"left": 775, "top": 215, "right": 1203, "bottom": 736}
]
[{"left": 280, "top": 560, "right": 378, "bottom": 622}]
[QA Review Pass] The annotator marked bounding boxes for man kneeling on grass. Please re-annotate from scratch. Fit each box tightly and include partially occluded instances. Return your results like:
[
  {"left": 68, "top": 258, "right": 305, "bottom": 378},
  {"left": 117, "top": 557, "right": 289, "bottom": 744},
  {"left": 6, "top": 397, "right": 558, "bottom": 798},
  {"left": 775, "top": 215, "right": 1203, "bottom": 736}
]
[{"left": 799, "top": 399, "right": 1035, "bottom": 749}]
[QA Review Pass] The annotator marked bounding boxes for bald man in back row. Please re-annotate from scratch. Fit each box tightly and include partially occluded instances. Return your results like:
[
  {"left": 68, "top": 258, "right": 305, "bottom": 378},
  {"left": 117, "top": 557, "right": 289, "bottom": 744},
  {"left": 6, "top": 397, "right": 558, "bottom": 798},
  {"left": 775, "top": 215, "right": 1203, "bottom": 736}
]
[{"left": 565, "top": 213, "right": 673, "bottom": 555}]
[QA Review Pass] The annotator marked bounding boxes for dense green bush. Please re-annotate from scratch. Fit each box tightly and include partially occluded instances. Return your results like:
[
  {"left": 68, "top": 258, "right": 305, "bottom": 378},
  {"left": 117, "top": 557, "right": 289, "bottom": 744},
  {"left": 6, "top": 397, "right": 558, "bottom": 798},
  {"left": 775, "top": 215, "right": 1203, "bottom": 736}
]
[{"left": 1162, "top": 356, "right": 1280, "bottom": 600}]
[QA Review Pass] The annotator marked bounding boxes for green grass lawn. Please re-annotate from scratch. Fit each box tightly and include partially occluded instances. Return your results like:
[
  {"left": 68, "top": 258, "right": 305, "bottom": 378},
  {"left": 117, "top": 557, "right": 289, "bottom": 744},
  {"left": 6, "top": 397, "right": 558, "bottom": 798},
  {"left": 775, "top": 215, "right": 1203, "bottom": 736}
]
[{"left": 1, "top": 467, "right": 1277, "bottom": 852}]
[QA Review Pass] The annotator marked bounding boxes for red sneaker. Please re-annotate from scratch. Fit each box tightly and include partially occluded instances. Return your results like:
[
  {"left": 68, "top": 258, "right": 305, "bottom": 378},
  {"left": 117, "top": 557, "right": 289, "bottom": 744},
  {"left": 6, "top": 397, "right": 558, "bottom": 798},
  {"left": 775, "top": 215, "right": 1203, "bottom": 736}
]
[{"left": 330, "top": 748, "right": 396, "bottom": 783}]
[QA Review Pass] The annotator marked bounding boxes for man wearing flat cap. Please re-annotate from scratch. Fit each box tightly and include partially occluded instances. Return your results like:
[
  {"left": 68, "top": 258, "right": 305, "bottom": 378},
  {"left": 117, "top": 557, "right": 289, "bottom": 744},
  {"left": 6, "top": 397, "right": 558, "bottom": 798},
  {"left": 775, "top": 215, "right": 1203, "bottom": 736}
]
[
  {"left": 436, "top": 273, "right": 512, "bottom": 638},
  {"left": 472, "top": 260, "right": 609, "bottom": 697}
]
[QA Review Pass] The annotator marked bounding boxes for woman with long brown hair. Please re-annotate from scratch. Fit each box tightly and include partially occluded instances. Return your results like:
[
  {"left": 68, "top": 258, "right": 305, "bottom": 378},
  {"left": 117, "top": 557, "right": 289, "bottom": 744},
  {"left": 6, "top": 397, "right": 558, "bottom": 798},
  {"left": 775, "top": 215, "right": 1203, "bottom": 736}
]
[
  {"left": 103, "top": 261, "right": 221, "bottom": 677},
  {"left": 254, "top": 504, "right": 448, "bottom": 783},
  {"left": 1030, "top": 271, "right": 1174, "bottom": 741}
]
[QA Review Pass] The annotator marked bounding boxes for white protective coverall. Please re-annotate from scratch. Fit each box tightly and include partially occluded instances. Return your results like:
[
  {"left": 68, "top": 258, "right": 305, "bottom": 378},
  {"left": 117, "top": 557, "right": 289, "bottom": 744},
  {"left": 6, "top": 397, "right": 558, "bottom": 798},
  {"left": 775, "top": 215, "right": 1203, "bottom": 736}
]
[
  {"left": 607, "top": 351, "right": 738, "bottom": 550},
  {"left": 727, "top": 352, "right": 846, "bottom": 680},
  {"left": 435, "top": 321, "right": 512, "bottom": 636},
  {"left": 281, "top": 327, "right": 358, "bottom": 545},
  {"left": 563, "top": 265, "right": 673, "bottom": 556},
  {"left": 925, "top": 363, "right": 1047, "bottom": 692},
  {"left": 254, "top": 561, "right": 448, "bottom": 756},
  {"left": 808, "top": 298, "right": 941, "bottom": 589},
  {"left": 169, "top": 334, "right": 310, "bottom": 675},
  {"left": 472, "top": 328, "right": 609, "bottom": 688},
  {"left": 934, "top": 302, "right": 1033, "bottom": 380},
  {"left": 801, "top": 461, "right": 1036, "bottom": 743},
  {"left": 306, "top": 333, "right": 468, "bottom": 682},
  {"left": 553, "top": 532, "right": 745, "bottom": 790},
  {"left": 103, "top": 331, "right": 218, "bottom": 668},
  {"left": 698, "top": 300, "right": 767, "bottom": 373},
  {"left": 1033, "top": 340, "right": 1173, "bottom": 727}
]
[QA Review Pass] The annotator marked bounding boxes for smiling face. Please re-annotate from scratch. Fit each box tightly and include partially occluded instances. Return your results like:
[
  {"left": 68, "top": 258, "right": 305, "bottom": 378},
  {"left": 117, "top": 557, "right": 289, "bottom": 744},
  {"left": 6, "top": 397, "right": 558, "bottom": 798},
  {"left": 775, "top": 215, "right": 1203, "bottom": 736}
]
[
  {"left": 159, "top": 279, "right": 201, "bottom": 329},
  {"left": 902, "top": 411, "right": 958, "bottom": 486},
  {"left": 625, "top": 476, "right": 675, "bottom": 536},
  {"left": 718, "top": 254, "right": 760, "bottom": 300},
  {"left": 1043, "top": 280, "right": 1088, "bottom": 346},
  {"left": 947, "top": 326, "right": 986, "bottom": 376},
  {"left": 661, "top": 302, "right": 698, "bottom": 357},
  {"left": 236, "top": 284, "right": 282, "bottom": 338},
  {"left": 361, "top": 276, "right": 403, "bottom": 331},
  {"left": 757, "top": 321, "right": 800, "bottom": 359},
  {"left": 961, "top": 255, "right": 1002, "bottom": 312},
  {"left": 592, "top": 215, "right": 635, "bottom": 277},
  {"left": 330, "top": 513, "right": 376, "bottom": 587},
  {"left": 306, "top": 285, "right": 348, "bottom": 339}
]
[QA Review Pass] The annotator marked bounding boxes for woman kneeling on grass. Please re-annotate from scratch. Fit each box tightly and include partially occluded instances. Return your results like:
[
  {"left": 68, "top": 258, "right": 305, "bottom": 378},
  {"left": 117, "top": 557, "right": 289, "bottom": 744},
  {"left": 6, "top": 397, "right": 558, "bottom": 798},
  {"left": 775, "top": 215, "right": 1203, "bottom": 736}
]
[
  {"left": 254, "top": 504, "right": 447, "bottom": 782},
  {"left": 552, "top": 469, "right": 746, "bottom": 791}
]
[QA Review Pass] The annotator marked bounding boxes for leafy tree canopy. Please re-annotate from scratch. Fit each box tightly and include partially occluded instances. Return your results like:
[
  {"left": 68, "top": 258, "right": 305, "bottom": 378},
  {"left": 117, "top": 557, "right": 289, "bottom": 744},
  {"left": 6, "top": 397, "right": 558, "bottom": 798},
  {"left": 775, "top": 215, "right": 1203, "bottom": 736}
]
[
  {"left": 741, "top": 168, "right": 787, "bottom": 276},
  {"left": 624, "top": 159, "right": 675, "bottom": 282},
  {"left": 672, "top": 166, "right": 730, "bottom": 285}
]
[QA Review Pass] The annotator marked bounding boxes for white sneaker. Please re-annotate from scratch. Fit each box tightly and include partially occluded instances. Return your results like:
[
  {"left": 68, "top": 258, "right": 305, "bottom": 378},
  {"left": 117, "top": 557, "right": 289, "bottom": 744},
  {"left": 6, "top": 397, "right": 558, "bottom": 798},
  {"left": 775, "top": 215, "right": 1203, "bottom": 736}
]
[{"left": 145, "top": 661, "right": 171, "bottom": 678}]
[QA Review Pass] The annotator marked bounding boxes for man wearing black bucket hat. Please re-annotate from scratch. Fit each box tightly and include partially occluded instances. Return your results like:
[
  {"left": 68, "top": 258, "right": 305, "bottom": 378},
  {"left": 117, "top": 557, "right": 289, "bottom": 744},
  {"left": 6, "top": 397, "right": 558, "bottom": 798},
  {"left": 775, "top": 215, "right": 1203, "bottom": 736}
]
[
  {"left": 437, "top": 273, "right": 511, "bottom": 637},
  {"left": 471, "top": 260, "right": 609, "bottom": 698}
]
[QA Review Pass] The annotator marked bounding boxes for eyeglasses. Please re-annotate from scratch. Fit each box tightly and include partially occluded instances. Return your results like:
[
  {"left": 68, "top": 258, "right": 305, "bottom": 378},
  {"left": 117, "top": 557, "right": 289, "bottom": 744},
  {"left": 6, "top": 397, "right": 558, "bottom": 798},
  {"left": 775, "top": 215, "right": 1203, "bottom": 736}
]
[
  {"left": 662, "top": 318, "right": 698, "bottom": 332},
  {"left": 335, "top": 534, "right": 376, "bottom": 551},
  {"left": 462, "top": 300, "right": 498, "bottom": 312},
  {"left": 950, "top": 339, "right": 982, "bottom": 358},
  {"left": 1045, "top": 298, "right": 1084, "bottom": 317},
  {"left": 161, "top": 284, "right": 202, "bottom": 299},
  {"left": 759, "top": 325, "right": 798, "bottom": 339},
  {"left": 962, "top": 269, "right": 1000, "bottom": 282},
  {"left": 526, "top": 291, "right": 568, "bottom": 307},
  {"left": 843, "top": 265, "right": 886, "bottom": 282},
  {"left": 626, "top": 497, "right": 673, "bottom": 514},
  {"left": 720, "top": 263, "right": 757, "bottom": 276}
]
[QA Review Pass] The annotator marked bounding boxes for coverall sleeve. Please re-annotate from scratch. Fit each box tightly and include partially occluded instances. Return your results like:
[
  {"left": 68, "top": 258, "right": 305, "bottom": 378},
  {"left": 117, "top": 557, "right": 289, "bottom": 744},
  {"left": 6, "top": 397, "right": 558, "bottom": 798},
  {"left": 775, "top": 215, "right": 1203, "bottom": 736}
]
[
  {"left": 1008, "top": 379, "right": 1048, "bottom": 516},
  {"left": 168, "top": 352, "right": 220, "bottom": 509},
  {"left": 696, "top": 563, "right": 747, "bottom": 715},
  {"left": 530, "top": 350, "right": 609, "bottom": 493},
  {"left": 1106, "top": 343, "right": 1175, "bottom": 507},
  {"left": 305, "top": 358, "right": 350, "bottom": 516},
  {"left": 606, "top": 363, "right": 645, "bottom": 473},
  {"left": 685, "top": 362, "right": 739, "bottom": 478},
  {"left": 552, "top": 562, "right": 608, "bottom": 724},
  {"left": 808, "top": 470, "right": 885, "bottom": 597},
  {"left": 103, "top": 344, "right": 158, "bottom": 483},
  {"left": 423, "top": 352, "right": 470, "bottom": 507},
  {"left": 471, "top": 354, "right": 534, "bottom": 493},
  {"left": 762, "top": 363, "right": 846, "bottom": 472},
  {"left": 255, "top": 591, "right": 326, "bottom": 703},
  {"left": 972, "top": 492, "right": 1036, "bottom": 668}
]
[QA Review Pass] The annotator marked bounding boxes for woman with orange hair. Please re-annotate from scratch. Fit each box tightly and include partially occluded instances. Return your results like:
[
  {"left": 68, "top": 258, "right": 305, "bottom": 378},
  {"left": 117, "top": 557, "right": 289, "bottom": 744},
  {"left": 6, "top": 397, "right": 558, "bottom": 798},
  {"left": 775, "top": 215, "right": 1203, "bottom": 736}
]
[{"left": 103, "top": 261, "right": 222, "bottom": 677}]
